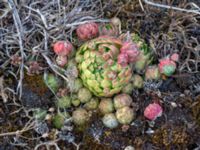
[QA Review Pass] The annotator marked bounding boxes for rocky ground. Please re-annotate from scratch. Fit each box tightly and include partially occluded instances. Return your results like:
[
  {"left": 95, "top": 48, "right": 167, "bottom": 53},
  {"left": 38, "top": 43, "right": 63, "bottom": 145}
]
[{"left": 0, "top": 0, "right": 200, "bottom": 150}]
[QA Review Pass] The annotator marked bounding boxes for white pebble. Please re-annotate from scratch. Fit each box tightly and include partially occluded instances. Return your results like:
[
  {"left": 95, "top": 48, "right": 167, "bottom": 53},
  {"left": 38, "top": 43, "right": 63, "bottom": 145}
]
[
  {"left": 124, "top": 145, "right": 135, "bottom": 150},
  {"left": 171, "top": 102, "right": 177, "bottom": 107}
]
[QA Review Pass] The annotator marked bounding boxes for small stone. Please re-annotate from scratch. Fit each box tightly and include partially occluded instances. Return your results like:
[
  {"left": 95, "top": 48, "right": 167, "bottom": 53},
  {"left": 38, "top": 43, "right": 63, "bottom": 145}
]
[
  {"left": 45, "top": 114, "right": 52, "bottom": 121},
  {"left": 42, "top": 133, "right": 49, "bottom": 138},
  {"left": 124, "top": 146, "right": 135, "bottom": 150},
  {"left": 171, "top": 102, "right": 177, "bottom": 107},
  {"left": 48, "top": 107, "right": 55, "bottom": 112}
]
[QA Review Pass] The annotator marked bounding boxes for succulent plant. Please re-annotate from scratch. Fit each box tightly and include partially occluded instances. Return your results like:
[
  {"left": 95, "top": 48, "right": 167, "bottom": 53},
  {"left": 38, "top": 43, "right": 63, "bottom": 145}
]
[
  {"left": 68, "top": 49, "right": 76, "bottom": 59},
  {"left": 145, "top": 65, "right": 161, "bottom": 80},
  {"left": 56, "top": 55, "right": 68, "bottom": 67},
  {"left": 134, "top": 54, "right": 151, "bottom": 72},
  {"left": 44, "top": 73, "right": 60, "bottom": 92},
  {"left": 71, "top": 94, "right": 80, "bottom": 107},
  {"left": 57, "top": 88, "right": 69, "bottom": 97},
  {"left": 33, "top": 108, "right": 47, "bottom": 121},
  {"left": 159, "top": 58, "right": 176, "bottom": 76},
  {"left": 10, "top": 54, "right": 22, "bottom": 66},
  {"left": 76, "top": 22, "right": 99, "bottom": 40},
  {"left": 27, "top": 61, "right": 43, "bottom": 75},
  {"left": 72, "top": 108, "right": 90, "bottom": 125},
  {"left": 170, "top": 53, "right": 179, "bottom": 62},
  {"left": 116, "top": 106, "right": 135, "bottom": 124},
  {"left": 76, "top": 36, "right": 132, "bottom": 97},
  {"left": 70, "top": 78, "right": 83, "bottom": 93},
  {"left": 102, "top": 113, "right": 119, "bottom": 129},
  {"left": 52, "top": 112, "right": 70, "bottom": 129},
  {"left": 56, "top": 96, "right": 71, "bottom": 109},
  {"left": 67, "top": 58, "right": 77, "bottom": 68},
  {"left": 120, "top": 33, "right": 153, "bottom": 72},
  {"left": 99, "top": 98, "right": 114, "bottom": 114},
  {"left": 121, "top": 83, "right": 133, "bottom": 94},
  {"left": 132, "top": 74, "right": 144, "bottom": 89},
  {"left": 144, "top": 103, "right": 163, "bottom": 121},
  {"left": 71, "top": 98, "right": 81, "bottom": 107},
  {"left": 117, "top": 52, "right": 129, "bottom": 67},
  {"left": 84, "top": 97, "right": 99, "bottom": 110},
  {"left": 65, "top": 58, "right": 79, "bottom": 80},
  {"left": 53, "top": 40, "right": 73, "bottom": 56},
  {"left": 120, "top": 42, "right": 140, "bottom": 63},
  {"left": 66, "top": 63, "right": 79, "bottom": 79},
  {"left": 113, "top": 93, "right": 132, "bottom": 109},
  {"left": 99, "top": 23, "right": 118, "bottom": 37},
  {"left": 78, "top": 88, "right": 92, "bottom": 103}
]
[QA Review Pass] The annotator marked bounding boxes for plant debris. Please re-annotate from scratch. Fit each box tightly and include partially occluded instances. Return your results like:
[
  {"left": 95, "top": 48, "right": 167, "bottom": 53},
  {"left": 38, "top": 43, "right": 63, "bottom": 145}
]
[{"left": 0, "top": 0, "right": 200, "bottom": 150}]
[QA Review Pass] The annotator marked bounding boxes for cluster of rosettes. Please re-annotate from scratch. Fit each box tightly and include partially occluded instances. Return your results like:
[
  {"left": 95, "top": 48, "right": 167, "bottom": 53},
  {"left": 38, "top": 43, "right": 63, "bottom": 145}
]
[
  {"left": 158, "top": 53, "right": 179, "bottom": 77},
  {"left": 46, "top": 20, "right": 180, "bottom": 129},
  {"left": 53, "top": 40, "right": 74, "bottom": 67},
  {"left": 118, "top": 42, "right": 140, "bottom": 67}
]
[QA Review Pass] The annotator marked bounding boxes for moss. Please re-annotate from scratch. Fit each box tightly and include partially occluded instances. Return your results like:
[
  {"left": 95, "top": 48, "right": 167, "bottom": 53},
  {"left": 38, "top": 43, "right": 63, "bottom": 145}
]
[
  {"left": 82, "top": 134, "right": 112, "bottom": 150},
  {"left": 151, "top": 125, "right": 189, "bottom": 148},
  {"left": 24, "top": 73, "right": 49, "bottom": 97},
  {"left": 192, "top": 96, "right": 200, "bottom": 126},
  {"left": 133, "top": 137, "right": 144, "bottom": 149}
]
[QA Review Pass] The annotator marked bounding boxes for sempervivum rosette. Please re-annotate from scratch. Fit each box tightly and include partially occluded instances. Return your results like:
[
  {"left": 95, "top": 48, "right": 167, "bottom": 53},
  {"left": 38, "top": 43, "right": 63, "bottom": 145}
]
[
  {"left": 158, "top": 57, "right": 176, "bottom": 76},
  {"left": 99, "top": 23, "right": 119, "bottom": 37},
  {"left": 76, "top": 22, "right": 99, "bottom": 41},
  {"left": 76, "top": 36, "right": 132, "bottom": 97},
  {"left": 120, "top": 33, "right": 153, "bottom": 72}
]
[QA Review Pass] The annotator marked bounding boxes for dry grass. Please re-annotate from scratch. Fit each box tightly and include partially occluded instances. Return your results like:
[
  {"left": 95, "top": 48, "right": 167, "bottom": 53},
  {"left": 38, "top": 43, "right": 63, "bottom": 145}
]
[{"left": 0, "top": 0, "right": 200, "bottom": 149}]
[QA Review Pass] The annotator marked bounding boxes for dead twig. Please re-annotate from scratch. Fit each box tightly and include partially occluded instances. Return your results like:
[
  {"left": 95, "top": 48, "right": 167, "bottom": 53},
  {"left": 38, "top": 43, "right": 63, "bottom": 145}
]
[
  {"left": 0, "top": 118, "right": 35, "bottom": 137},
  {"left": 34, "top": 139, "right": 61, "bottom": 150},
  {"left": 139, "top": 0, "right": 144, "bottom": 11},
  {"left": 143, "top": 0, "right": 200, "bottom": 15},
  {"left": 7, "top": 0, "right": 25, "bottom": 99},
  {"left": 0, "top": 76, "right": 8, "bottom": 103}
]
